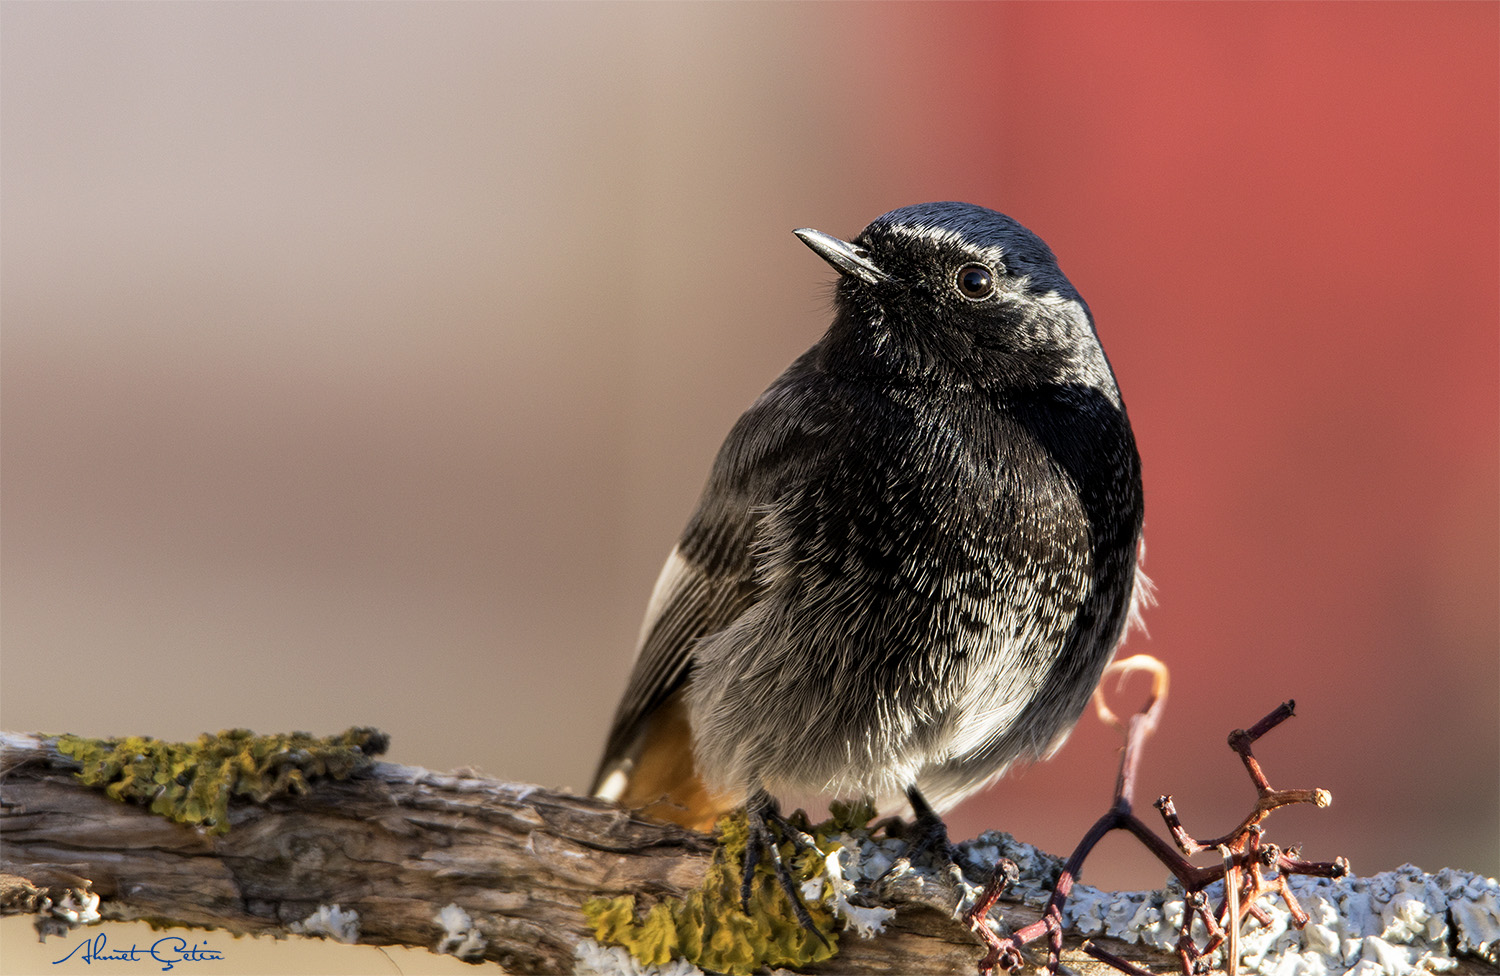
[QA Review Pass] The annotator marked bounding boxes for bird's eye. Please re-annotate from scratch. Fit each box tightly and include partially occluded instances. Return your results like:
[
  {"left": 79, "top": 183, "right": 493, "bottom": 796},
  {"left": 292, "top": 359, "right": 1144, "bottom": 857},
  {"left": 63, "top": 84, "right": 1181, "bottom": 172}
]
[{"left": 955, "top": 264, "right": 995, "bottom": 300}]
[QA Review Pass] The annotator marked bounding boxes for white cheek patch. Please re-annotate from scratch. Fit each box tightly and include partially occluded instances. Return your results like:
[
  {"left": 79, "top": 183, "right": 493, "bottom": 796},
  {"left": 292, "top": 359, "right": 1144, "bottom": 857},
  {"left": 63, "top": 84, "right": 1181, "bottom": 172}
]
[
  {"left": 1034, "top": 288, "right": 1087, "bottom": 326},
  {"left": 1004, "top": 289, "right": 1119, "bottom": 402}
]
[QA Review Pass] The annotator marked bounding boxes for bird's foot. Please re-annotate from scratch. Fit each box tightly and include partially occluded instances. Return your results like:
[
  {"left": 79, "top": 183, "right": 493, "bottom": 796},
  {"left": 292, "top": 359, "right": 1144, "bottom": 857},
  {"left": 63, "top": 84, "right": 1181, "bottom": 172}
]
[
  {"left": 740, "top": 793, "right": 831, "bottom": 947},
  {"left": 878, "top": 787, "right": 964, "bottom": 887}
]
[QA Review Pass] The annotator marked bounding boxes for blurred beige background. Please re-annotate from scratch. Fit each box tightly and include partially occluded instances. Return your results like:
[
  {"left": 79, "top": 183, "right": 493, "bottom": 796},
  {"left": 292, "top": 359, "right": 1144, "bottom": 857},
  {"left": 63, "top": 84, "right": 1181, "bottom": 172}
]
[{"left": 3, "top": 3, "right": 1496, "bottom": 973}]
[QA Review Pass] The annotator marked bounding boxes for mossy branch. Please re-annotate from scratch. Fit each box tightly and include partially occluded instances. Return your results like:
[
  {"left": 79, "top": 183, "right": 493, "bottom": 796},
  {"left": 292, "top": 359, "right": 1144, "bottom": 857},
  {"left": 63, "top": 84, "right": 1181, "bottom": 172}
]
[{"left": 2, "top": 731, "right": 1496, "bottom": 975}]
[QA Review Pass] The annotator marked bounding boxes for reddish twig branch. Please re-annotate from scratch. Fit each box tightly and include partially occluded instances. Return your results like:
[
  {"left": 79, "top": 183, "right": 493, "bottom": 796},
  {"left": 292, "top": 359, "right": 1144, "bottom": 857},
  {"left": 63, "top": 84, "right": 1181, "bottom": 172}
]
[{"left": 963, "top": 656, "right": 1349, "bottom": 976}]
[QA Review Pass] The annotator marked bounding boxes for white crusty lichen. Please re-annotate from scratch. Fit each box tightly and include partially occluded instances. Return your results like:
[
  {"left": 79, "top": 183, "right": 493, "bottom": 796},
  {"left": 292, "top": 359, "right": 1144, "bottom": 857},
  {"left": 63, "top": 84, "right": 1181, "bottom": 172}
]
[
  {"left": 50, "top": 888, "right": 102, "bottom": 926},
  {"left": 434, "top": 903, "right": 488, "bottom": 961},
  {"left": 574, "top": 940, "right": 705, "bottom": 976},
  {"left": 288, "top": 903, "right": 361, "bottom": 944},
  {"left": 954, "top": 832, "right": 1500, "bottom": 975},
  {"left": 23, "top": 882, "right": 104, "bottom": 940},
  {"left": 802, "top": 834, "right": 900, "bottom": 938}
]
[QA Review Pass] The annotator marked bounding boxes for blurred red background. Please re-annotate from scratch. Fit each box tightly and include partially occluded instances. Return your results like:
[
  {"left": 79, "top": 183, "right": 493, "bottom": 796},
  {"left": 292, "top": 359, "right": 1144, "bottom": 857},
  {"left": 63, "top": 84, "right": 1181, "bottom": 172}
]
[{"left": 3, "top": 3, "right": 1495, "bottom": 971}]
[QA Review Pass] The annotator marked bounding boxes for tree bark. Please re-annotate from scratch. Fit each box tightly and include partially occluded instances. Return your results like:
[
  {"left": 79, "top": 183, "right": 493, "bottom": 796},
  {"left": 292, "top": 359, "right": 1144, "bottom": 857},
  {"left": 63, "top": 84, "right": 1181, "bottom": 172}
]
[{"left": 2, "top": 732, "right": 1494, "bottom": 975}]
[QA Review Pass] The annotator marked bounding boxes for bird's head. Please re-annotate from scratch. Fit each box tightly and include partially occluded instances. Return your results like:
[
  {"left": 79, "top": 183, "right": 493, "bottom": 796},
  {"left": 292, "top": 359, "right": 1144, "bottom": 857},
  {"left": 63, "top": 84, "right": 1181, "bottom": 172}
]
[{"left": 796, "top": 202, "right": 1118, "bottom": 398}]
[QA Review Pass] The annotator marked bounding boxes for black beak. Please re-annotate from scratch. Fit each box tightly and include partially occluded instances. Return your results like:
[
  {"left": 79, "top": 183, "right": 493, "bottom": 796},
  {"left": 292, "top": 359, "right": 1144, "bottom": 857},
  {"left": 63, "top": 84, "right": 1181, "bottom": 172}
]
[{"left": 793, "top": 228, "right": 896, "bottom": 287}]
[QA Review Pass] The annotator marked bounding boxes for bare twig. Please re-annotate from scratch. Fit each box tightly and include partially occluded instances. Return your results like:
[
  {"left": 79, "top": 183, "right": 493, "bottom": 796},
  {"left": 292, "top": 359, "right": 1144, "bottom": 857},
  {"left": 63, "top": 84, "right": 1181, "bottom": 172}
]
[{"left": 963, "top": 657, "right": 1350, "bottom": 976}]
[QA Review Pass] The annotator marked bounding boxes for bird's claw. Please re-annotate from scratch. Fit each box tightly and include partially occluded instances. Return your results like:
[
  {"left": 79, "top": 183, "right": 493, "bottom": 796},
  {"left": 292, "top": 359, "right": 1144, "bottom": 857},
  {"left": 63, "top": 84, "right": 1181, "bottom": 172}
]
[{"left": 740, "top": 795, "right": 830, "bottom": 947}]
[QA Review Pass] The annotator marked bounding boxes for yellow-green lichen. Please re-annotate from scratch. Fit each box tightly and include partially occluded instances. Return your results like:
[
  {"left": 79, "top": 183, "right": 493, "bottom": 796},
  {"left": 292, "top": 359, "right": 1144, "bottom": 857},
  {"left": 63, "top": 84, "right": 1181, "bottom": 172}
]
[
  {"left": 56, "top": 727, "right": 388, "bottom": 835},
  {"left": 584, "top": 801, "right": 879, "bottom": 975}
]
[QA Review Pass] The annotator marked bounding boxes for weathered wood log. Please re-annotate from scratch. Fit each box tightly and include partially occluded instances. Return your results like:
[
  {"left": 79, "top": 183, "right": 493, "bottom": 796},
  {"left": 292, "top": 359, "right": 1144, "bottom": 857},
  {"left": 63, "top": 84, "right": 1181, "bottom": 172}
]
[
  {"left": 0, "top": 731, "right": 1153, "bottom": 973},
  {"left": 3, "top": 732, "right": 1496, "bottom": 975}
]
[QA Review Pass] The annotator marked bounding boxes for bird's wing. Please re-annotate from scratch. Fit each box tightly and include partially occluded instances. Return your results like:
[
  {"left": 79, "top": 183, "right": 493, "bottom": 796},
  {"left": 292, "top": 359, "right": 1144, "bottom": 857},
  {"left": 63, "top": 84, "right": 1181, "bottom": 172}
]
[{"left": 591, "top": 352, "right": 830, "bottom": 796}]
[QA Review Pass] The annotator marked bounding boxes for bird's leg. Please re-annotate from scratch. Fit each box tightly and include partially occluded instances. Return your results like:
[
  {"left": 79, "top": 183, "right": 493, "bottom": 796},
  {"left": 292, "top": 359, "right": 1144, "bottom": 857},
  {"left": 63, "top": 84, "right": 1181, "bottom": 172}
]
[
  {"left": 879, "top": 786, "right": 960, "bottom": 879},
  {"left": 740, "top": 790, "right": 830, "bottom": 946},
  {"left": 905, "top": 786, "right": 955, "bottom": 862}
]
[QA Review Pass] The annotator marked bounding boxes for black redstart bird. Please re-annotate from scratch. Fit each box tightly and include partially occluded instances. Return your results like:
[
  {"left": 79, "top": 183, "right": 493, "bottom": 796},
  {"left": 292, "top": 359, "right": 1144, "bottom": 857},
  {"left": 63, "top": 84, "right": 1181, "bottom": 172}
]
[{"left": 592, "top": 202, "right": 1147, "bottom": 920}]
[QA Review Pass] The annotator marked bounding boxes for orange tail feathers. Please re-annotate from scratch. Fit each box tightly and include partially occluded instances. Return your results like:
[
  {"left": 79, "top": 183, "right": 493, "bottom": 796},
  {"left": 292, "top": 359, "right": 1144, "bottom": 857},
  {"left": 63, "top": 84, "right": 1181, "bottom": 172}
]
[{"left": 614, "top": 694, "right": 738, "bottom": 833}]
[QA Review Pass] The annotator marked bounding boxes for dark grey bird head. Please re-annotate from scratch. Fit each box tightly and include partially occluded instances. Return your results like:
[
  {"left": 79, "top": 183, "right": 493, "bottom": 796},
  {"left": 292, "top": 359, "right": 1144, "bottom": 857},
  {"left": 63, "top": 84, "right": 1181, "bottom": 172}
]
[{"left": 795, "top": 202, "right": 1118, "bottom": 398}]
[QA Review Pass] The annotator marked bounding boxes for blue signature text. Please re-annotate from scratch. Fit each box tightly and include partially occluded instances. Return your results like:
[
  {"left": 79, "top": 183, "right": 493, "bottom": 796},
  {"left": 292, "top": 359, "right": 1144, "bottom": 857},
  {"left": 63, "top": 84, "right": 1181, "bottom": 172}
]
[{"left": 52, "top": 932, "right": 224, "bottom": 970}]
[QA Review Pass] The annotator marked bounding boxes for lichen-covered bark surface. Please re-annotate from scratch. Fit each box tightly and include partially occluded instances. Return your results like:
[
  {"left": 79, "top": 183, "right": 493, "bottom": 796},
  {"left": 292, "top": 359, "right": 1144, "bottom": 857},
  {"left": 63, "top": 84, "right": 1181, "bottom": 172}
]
[
  {"left": 0, "top": 731, "right": 1167, "bottom": 974},
  {"left": 2, "top": 733, "right": 714, "bottom": 973},
  {"left": 4, "top": 733, "right": 1496, "bottom": 975}
]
